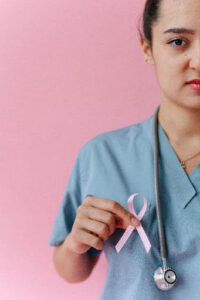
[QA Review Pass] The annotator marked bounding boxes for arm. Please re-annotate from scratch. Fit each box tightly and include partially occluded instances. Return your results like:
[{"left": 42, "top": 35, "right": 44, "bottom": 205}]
[{"left": 53, "top": 234, "right": 100, "bottom": 283}]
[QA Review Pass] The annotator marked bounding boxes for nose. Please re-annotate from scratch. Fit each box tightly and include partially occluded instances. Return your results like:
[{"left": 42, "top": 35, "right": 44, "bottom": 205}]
[{"left": 189, "top": 40, "right": 200, "bottom": 72}]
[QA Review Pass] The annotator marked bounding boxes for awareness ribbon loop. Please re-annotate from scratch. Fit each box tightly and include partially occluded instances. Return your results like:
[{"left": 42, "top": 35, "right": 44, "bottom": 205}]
[{"left": 115, "top": 193, "right": 151, "bottom": 253}]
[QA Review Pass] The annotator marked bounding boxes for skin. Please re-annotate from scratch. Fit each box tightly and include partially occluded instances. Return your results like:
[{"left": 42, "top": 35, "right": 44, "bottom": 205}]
[
  {"left": 140, "top": 0, "right": 200, "bottom": 164},
  {"left": 53, "top": 196, "right": 141, "bottom": 283},
  {"left": 63, "top": 196, "right": 141, "bottom": 254}
]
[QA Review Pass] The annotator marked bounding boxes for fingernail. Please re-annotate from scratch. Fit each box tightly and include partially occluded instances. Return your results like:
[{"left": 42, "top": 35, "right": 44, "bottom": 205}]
[{"left": 131, "top": 218, "right": 140, "bottom": 227}]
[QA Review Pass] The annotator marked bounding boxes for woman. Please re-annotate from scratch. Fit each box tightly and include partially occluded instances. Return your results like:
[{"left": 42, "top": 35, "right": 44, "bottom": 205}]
[{"left": 49, "top": 0, "right": 200, "bottom": 298}]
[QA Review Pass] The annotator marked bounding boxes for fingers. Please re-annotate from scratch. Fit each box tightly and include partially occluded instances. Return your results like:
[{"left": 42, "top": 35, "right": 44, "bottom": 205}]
[
  {"left": 70, "top": 195, "right": 141, "bottom": 255},
  {"left": 84, "top": 196, "right": 140, "bottom": 229},
  {"left": 74, "top": 228, "right": 104, "bottom": 250},
  {"left": 81, "top": 205, "right": 116, "bottom": 235},
  {"left": 78, "top": 217, "right": 111, "bottom": 241}
]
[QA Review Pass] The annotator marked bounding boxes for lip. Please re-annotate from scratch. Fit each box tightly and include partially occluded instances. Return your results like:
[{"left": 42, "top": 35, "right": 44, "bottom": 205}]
[
  {"left": 187, "top": 82, "right": 200, "bottom": 91},
  {"left": 186, "top": 79, "right": 200, "bottom": 84}
]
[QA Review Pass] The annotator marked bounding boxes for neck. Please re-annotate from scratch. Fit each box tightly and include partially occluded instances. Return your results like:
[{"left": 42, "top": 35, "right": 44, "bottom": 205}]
[{"left": 158, "top": 100, "right": 200, "bottom": 146}]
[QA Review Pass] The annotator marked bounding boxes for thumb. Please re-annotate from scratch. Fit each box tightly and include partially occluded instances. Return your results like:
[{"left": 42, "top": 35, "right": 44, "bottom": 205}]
[{"left": 112, "top": 204, "right": 141, "bottom": 230}]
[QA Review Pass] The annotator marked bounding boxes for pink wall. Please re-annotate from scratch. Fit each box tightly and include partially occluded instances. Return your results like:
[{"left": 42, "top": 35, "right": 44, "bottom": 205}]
[{"left": 0, "top": 1, "right": 160, "bottom": 299}]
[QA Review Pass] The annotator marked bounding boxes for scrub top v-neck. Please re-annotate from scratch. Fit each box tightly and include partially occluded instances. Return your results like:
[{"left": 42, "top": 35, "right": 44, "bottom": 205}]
[{"left": 49, "top": 111, "right": 200, "bottom": 300}]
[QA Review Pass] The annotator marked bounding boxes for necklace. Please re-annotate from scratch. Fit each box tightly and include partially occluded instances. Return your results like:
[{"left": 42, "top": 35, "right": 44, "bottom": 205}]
[{"left": 180, "top": 150, "right": 200, "bottom": 170}]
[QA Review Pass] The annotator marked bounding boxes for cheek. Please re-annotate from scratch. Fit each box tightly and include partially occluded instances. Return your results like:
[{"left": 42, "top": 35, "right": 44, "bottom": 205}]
[
  {"left": 154, "top": 66, "right": 186, "bottom": 102},
  {"left": 154, "top": 56, "right": 183, "bottom": 89},
  {"left": 152, "top": 42, "right": 187, "bottom": 93},
  {"left": 155, "top": 64, "right": 174, "bottom": 87}
]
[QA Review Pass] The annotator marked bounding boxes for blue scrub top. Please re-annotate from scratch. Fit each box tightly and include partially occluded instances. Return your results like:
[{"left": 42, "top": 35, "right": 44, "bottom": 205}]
[{"left": 49, "top": 110, "right": 200, "bottom": 300}]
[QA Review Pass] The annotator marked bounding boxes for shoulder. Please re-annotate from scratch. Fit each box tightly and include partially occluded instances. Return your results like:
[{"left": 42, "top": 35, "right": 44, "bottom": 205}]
[
  {"left": 81, "top": 121, "right": 142, "bottom": 150},
  {"left": 78, "top": 115, "right": 152, "bottom": 161}
]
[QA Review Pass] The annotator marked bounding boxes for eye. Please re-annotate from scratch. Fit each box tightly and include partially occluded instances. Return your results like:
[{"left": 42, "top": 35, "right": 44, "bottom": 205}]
[{"left": 167, "top": 38, "right": 187, "bottom": 48}]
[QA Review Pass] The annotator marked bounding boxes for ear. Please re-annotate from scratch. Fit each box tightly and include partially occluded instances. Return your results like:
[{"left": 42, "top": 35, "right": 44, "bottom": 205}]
[{"left": 140, "top": 36, "right": 155, "bottom": 65}]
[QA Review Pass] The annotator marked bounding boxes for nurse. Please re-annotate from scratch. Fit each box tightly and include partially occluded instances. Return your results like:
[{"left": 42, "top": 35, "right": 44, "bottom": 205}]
[{"left": 49, "top": 0, "right": 200, "bottom": 299}]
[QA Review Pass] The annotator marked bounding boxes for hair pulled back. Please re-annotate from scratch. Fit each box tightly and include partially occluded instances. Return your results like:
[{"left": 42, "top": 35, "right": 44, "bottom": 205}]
[{"left": 137, "top": 0, "right": 162, "bottom": 47}]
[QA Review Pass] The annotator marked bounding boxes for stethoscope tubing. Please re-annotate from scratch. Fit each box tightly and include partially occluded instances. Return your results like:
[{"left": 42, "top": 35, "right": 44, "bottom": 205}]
[
  {"left": 153, "top": 105, "right": 177, "bottom": 290},
  {"left": 153, "top": 105, "right": 167, "bottom": 264}
]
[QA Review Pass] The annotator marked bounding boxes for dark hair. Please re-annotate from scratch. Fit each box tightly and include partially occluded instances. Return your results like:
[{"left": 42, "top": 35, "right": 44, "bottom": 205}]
[{"left": 137, "top": 0, "right": 162, "bottom": 47}]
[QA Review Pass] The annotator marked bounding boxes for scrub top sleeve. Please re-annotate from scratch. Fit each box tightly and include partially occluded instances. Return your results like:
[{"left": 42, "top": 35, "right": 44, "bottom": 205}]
[{"left": 48, "top": 144, "right": 102, "bottom": 257}]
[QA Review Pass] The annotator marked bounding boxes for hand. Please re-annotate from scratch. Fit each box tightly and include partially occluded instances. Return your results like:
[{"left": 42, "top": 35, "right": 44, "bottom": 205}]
[{"left": 64, "top": 196, "right": 141, "bottom": 255}]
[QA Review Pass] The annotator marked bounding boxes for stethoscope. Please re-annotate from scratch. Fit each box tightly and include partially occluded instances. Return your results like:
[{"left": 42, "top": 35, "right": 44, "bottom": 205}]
[{"left": 153, "top": 105, "right": 177, "bottom": 290}]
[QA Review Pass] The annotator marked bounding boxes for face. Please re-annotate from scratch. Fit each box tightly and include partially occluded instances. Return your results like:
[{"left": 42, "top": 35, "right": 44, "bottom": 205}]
[{"left": 140, "top": 0, "right": 200, "bottom": 110}]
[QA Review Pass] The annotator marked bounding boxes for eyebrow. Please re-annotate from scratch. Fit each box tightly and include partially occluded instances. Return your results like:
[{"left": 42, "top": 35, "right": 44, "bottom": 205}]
[{"left": 163, "top": 27, "right": 195, "bottom": 35}]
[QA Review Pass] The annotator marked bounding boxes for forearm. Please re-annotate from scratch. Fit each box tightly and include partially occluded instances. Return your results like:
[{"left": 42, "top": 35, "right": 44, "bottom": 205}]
[{"left": 53, "top": 235, "right": 98, "bottom": 283}]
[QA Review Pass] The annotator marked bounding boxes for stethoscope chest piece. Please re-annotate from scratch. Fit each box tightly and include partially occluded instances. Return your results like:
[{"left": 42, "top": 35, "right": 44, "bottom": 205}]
[{"left": 154, "top": 266, "right": 177, "bottom": 290}]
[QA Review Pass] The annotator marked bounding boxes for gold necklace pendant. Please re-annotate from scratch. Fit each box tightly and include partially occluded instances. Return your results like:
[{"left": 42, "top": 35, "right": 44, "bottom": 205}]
[{"left": 180, "top": 160, "right": 186, "bottom": 169}]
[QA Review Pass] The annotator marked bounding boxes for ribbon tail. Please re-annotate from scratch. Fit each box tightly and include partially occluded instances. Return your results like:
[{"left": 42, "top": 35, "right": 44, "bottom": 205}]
[
  {"left": 137, "top": 225, "right": 151, "bottom": 253},
  {"left": 115, "top": 225, "right": 134, "bottom": 253}
]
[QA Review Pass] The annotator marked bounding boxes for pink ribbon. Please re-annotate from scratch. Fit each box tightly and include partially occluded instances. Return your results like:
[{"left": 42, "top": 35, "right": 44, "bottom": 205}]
[{"left": 115, "top": 193, "right": 151, "bottom": 253}]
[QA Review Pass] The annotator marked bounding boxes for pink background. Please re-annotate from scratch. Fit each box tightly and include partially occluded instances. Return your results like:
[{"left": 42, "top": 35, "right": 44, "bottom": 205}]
[{"left": 0, "top": 1, "right": 160, "bottom": 299}]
